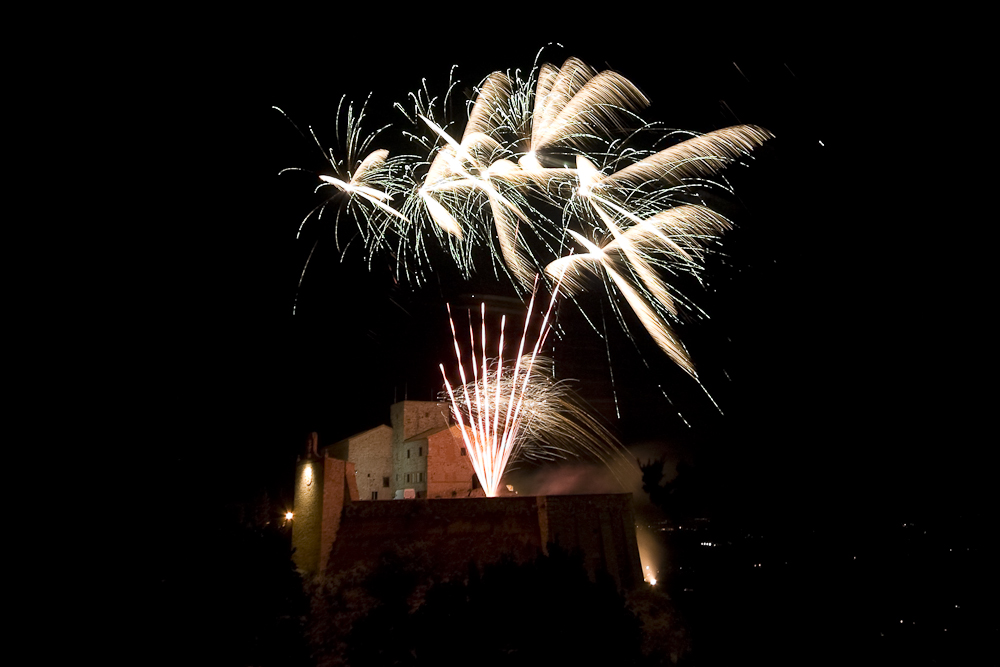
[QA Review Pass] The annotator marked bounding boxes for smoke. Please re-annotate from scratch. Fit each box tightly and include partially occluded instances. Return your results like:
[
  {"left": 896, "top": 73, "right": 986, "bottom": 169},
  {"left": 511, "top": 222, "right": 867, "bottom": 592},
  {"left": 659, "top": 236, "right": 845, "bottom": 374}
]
[
  {"left": 505, "top": 459, "right": 641, "bottom": 497},
  {"left": 635, "top": 524, "right": 665, "bottom": 585},
  {"left": 503, "top": 442, "right": 679, "bottom": 586}
]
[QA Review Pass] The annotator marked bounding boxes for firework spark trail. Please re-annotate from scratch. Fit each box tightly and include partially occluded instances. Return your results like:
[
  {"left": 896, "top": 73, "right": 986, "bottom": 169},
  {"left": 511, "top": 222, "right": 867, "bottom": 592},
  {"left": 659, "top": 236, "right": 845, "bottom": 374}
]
[
  {"left": 547, "top": 205, "right": 734, "bottom": 378},
  {"left": 547, "top": 228, "right": 696, "bottom": 377},
  {"left": 275, "top": 98, "right": 410, "bottom": 240},
  {"left": 402, "top": 64, "right": 771, "bottom": 374},
  {"left": 417, "top": 113, "right": 552, "bottom": 288},
  {"left": 283, "top": 53, "right": 775, "bottom": 404},
  {"left": 317, "top": 149, "right": 411, "bottom": 224},
  {"left": 407, "top": 59, "right": 656, "bottom": 289},
  {"left": 275, "top": 100, "right": 419, "bottom": 311},
  {"left": 549, "top": 123, "right": 770, "bottom": 376},
  {"left": 526, "top": 57, "right": 649, "bottom": 161},
  {"left": 440, "top": 274, "right": 564, "bottom": 496},
  {"left": 439, "top": 266, "right": 639, "bottom": 495}
]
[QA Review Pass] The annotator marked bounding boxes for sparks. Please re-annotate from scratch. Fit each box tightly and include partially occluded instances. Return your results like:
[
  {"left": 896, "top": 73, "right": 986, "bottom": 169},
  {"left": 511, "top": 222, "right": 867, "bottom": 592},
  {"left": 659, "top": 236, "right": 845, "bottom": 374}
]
[
  {"left": 281, "top": 49, "right": 775, "bottom": 396},
  {"left": 439, "top": 275, "right": 634, "bottom": 496}
]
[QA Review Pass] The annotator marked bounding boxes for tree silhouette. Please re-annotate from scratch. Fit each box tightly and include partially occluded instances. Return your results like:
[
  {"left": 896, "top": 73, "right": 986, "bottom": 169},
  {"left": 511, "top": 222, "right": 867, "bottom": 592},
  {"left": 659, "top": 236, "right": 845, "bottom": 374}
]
[
  {"left": 640, "top": 457, "right": 708, "bottom": 526},
  {"left": 311, "top": 542, "right": 684, "bottom": 666}
]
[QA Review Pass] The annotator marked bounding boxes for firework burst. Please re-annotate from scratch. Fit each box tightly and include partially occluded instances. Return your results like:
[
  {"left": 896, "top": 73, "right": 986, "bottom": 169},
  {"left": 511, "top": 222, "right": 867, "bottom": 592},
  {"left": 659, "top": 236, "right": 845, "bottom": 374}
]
[{"left": 280, "top": 49, "right": 774, "bottom": 390}]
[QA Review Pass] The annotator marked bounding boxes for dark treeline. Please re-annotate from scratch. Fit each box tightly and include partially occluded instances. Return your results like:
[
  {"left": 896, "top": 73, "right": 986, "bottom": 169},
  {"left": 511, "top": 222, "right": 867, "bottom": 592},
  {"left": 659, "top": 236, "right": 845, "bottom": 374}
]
[{"left": 150, "top": 492, "right": 687, "bottom": 666}]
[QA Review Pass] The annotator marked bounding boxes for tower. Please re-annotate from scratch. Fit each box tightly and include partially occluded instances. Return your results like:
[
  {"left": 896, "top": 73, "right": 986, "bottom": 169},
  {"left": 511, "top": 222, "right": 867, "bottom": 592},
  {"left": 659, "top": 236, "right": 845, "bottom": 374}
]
[{"left": 291, "top": 433, "right": 359, "bottom": 575}]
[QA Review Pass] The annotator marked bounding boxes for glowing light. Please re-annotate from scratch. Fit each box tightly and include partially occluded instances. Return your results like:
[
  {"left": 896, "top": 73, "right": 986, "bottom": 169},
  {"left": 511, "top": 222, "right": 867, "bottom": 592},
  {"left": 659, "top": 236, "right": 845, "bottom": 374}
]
[
  {"left": 285, "top": 511, "right": 294, "bottom": 521},
  {"left": 281, "top": 51, "right": 774, "bottom": 401},
  {"left": 439, "top": 277, "right": 633, "bottom": 496},
  {"left": 440, "top": 278, "right": 559, "bottom": 497}
]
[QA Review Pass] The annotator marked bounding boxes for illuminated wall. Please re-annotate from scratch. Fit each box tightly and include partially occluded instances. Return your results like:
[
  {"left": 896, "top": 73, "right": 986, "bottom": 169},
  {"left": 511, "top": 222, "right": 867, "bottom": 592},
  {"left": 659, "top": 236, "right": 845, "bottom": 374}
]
[
  {"left": 326, "top": 424, "right": 393, "bottom": 500},
  {"left": 390, "top": 401, "right": 453, "bottom": 498},
  {"left": 291, "top": 454, "right": 358, "bottom": 574},
  {"left": 426, "top": 424, "right": 477, "bottom": 498},
  {"left": 325, "top": 494, "right": 644, "bottom": 589}
]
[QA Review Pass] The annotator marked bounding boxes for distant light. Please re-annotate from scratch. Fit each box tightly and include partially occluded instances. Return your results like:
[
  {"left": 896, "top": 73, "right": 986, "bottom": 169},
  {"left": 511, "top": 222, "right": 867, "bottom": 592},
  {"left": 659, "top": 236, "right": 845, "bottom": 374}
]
[
  {"left": 649, "top": 577, "right": 657, "bottom": 586},
  {"left": 285, "top": 512, "right": 294, "bottom": 521}
]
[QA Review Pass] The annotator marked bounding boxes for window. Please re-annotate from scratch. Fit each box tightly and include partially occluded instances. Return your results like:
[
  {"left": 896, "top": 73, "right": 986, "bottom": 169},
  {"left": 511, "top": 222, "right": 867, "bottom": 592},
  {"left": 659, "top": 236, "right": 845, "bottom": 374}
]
[
  {"left": 418, "top": 472, "right": 424, "bottom": 482},
  {"left": 407, "top": 449, "right": 410, "bottom": 459},
  {"left": 371, "top": 491, "right": 378, "bottom": 500},
  {"left": 406, "top": 473, "right": 411, "bottom": 483},
  {"left": 418, "top": 446, "right": 423, "bottom": 456},
  {"left": 382, "top": 476, "right": 390, "bottom": 487},
  {"left": 461, "top": 448, "right": 466, "bottom": 456}
]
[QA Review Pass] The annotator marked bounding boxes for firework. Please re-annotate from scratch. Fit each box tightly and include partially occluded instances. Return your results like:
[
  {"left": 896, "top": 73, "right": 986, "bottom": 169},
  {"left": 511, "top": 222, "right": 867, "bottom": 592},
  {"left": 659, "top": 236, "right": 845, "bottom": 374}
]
[
  {"left": 281, "top": 51, "right": 774, "bottom": 383},
  {"left": 439, "top": 280, "right": 556, "bottom": 497},
  {"left": 523, "top": 57, "right": 649, "bottom": 162},
  {"left": 276, "top": 97, "right": 413, "bottom": 243},
  {"left": 439, "top": 276, "right": 634, "bottom": 496},
  {"left": 392, "top": 56, "right": 658, "bottom": 290}
]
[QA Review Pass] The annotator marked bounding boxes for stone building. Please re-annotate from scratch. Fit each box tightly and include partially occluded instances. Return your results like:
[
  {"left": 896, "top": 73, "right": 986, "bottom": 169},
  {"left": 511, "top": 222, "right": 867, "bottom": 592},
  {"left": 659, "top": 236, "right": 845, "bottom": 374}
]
[
  {"left": 322, "top": 399, "right": 478, "bottom": 502},
  {"left": 291, "top": 400, "right": 644, "bottom": 589}
]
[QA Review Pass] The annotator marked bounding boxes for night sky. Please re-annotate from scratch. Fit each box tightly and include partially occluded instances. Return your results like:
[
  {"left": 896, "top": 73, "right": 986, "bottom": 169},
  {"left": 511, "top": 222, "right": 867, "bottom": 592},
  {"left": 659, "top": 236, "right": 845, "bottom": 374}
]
[
  {"left": 112, "top": 14, "right": 1000, "bottom": 666},
  {"left": 141, "top": 15, "right": 989, "bottom": 548}
]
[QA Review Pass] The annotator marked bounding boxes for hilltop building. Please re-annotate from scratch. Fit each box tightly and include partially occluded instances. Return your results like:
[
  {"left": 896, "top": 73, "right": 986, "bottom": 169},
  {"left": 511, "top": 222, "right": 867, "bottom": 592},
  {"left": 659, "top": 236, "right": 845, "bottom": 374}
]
[
  {"left": 323, "top": 399, "right": 478, "bottom": 501},
  {"left": 291, "top": 399, "right": 644, "bottom": 589}
]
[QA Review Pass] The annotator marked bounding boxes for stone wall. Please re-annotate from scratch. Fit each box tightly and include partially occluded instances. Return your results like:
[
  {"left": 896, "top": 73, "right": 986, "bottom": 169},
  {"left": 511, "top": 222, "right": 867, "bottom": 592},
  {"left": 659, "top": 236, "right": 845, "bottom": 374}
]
[
  {"left": 540, "top": 494, "right": 643, "bottom": 590},
  {"left": 324, "top": 494, "right": 643, "bottom": 589},
  {"left": 426, "top": 424, "right": 477, "bottom": 498},
  {"left": 391, "top": 401, "right": 450, "bottom": 497},
  {"left": 390, "top": 400, "right": 451, "bottom": 441},
  {"left": 326, "top": 425, "right": 393, "bottom": 501},
  {"left": 292, "top": 455, "right": 358, "bottom": 574}
]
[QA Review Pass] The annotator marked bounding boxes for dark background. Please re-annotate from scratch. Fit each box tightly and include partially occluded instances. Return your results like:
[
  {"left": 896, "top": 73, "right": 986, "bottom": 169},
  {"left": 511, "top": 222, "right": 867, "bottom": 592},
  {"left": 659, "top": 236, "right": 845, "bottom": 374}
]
[
  {"left": 129, "top": 12, "right": 991, "bottom": 663},
  {"left": 153, "top": 23, "right": 988, "bottom": 516}
]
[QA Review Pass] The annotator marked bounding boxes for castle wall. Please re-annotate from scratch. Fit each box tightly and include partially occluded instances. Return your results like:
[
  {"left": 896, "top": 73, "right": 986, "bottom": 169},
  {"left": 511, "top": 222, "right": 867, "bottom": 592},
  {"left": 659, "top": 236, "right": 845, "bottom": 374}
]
[
  {"left": 327, "top": 496, "right": 544, "bottom": 579},
  {"left": 324, "top": 494, "right": 644, "bottom": 589},
  {"left": 292, "top": 455, "right": 358, "bottom": 574},
  {"left": 540, "top": 494, "right": 643, "bottom": 590}
]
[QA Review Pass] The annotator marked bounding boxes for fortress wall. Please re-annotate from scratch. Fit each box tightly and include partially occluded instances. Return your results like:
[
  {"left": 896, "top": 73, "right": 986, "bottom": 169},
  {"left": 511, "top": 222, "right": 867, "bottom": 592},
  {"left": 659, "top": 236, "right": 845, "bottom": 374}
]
[{"left": 324, "top": 494, "right": 643, "bottom": 589}]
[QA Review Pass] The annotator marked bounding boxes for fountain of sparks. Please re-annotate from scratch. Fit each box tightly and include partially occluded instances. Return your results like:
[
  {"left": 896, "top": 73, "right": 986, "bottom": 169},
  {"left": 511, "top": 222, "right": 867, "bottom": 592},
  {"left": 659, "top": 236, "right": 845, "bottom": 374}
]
[
  {"left": 439, "top": 273, "right": 638, "bottom": 497},
  {"left": 439, "top": 278, "right": 561, "bottom": 497}
]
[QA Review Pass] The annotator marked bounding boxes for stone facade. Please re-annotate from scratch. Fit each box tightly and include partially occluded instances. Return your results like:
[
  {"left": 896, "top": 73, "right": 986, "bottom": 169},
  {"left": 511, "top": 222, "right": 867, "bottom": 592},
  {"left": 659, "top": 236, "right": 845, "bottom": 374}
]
[
  {"left": 292, "top": 402, "right": 644, "bottom": 591},
  {"left": 426, "top": 425, "right": 478, "bottom": 498},
  {"left": 322, "top": 400, "right": 476, "bottom": 500},
  {"left": 326, "top": 424, "right": 393, "bottom": 500},
  {"left": 291, "top": 438, "right": 359, "bottom": 574},
  {"left": 326, "top": 494, "right": 644, "bottom": 590}
]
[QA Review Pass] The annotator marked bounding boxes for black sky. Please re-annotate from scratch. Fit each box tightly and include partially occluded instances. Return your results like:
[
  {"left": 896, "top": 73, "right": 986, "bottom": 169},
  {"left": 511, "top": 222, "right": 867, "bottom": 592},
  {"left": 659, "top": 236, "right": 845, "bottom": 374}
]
[{"left": 143, "top": 14, "right": 989, "bottom": 533}]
